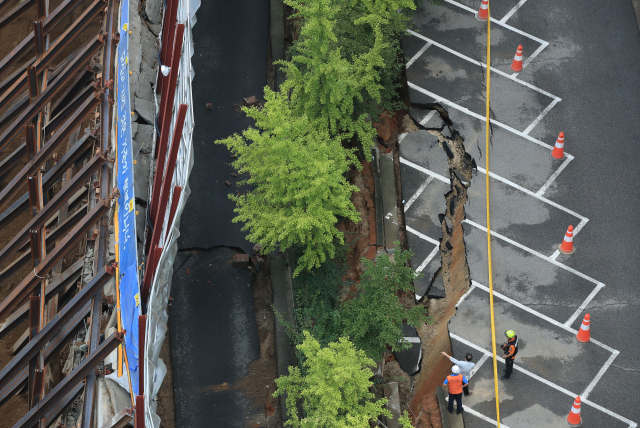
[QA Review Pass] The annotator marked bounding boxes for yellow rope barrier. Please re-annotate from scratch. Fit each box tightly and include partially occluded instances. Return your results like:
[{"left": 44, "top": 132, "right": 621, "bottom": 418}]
[{"left": 485, "top": 4, "right": 502, "bottom": 427}]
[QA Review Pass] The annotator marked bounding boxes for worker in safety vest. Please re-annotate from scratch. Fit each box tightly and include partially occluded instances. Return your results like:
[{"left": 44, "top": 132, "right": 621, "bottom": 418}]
[
  {"left": 500, "top": 330, "right": 518, "bottom": 379},
  {"left": 443, "top": 365, "right": 468, "bottom": 414}
]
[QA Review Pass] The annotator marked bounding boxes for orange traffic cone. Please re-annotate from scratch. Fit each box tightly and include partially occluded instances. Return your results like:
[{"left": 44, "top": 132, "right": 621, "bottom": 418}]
[
  {"left": 576, "top": 314, "right": 591, "bottom": 342},
  {"left": 559, "top": 225, "right": 575, "bottom": 254},
  {"left": 510, "top": 45, "right": 523, "bottom": 72},
  {"left": 476, "top": 0, "right": 489, "bottom": 21},
  {"left": 551, "top": 132, "right": 565, "bottom": 159},
  {"left": 566, "top": 396, "right": 582, "bottom": 426}
]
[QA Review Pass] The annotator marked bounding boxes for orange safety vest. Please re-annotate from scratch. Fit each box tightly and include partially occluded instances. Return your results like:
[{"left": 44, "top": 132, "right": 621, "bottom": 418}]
[{"left": 446, "top": 374, "right": 464, "bottom": 394}]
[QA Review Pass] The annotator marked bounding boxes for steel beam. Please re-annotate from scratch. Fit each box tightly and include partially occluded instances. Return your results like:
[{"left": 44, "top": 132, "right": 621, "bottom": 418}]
[
  {"left": 0, "top": 152, "right": 105, "bottom": 272},
  {"left": 151, "top": 26, "right": 185, "bottom": 220},
  {"left": 46, "top": 84, "right": 94, "bottom": 133},
  {"left": 0, "top": 95, "right": 99, "bottom": 212},
  {"left": 135, "top": 395, "right": 144, "bottom": 428},
  {"left": 0, "top": 258, "right": 84, "bottom": 339},
  {"left": 143, "top": 105, "right": 187, "bottom": 299},
  {"left": 0, "top": 36, "right": 103, "bottom": 155},
  {"left": 138, "top": 315, "right": 146, "bottom": 395},
  {"left": 99, "top": 407, "right": 134, "bottom": 428},
  {"left": 26, "top": 67, "right": 39, "bottom": 100},
  {"left": 0, "top": 267, "right": 112, "bottom": 394},
  {"left": 0, "top": 0, "right": 84, "bottom": 80},
  {"left": 157, "top": 0, "right": 179, "bottom": 96},
  {"left": 0, "top": 200, "right": 109, "bottom": 322},
  {"left": 0, "top": 142, "right": 26, "bottom": 180},
  {"left": 0, "top": 133, "right": 93, "bottom": 234},
  {"left": 12, "top": 331, "right": 123, "bottom": 428},
  {"left": 42, "top": 300, "right": 91, "bottom": 361},
  {"left": 0, "top": 0, "right": 36, "bottom": 32},
  {"left": 34, "top": 21, "right": 45, "bottom": 58}
]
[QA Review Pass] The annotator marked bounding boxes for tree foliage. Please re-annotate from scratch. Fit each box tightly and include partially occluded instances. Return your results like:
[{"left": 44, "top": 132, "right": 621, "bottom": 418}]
[
  {"left": 217, "top": 90, "right": 360, "bottom": 275},
  {"left": 340, "top": 242, "right": 429, "bottom": 358},
  {"left": 217, "top": 0, "right": 421, "bottom": 275},
  {"left": 274, "top": 332, "right": 391, "bottom": 427},
  {"left": 287, "top": 242, "right": 430, "bottom": 360}
]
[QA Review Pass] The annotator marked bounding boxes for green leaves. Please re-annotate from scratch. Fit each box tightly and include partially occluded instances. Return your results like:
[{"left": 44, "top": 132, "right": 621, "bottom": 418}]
[
  {"left": 218, "top": 89, "right": 361, "bottom": 275},
  {"left": 340, "top": 242, "right": 430, "bottom": 359},
  {"left": 274, "top": 332, "right": 391, "bottom": 428}
]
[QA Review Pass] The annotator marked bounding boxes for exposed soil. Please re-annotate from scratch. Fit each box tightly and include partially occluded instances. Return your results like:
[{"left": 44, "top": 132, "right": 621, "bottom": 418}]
[{"left": 232, "top": 255, "right": 280, "bottom": 428}]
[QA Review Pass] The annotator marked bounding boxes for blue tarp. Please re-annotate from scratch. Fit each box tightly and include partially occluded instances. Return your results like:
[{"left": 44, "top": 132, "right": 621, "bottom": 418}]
[{"left": 116, "top": 0, "right": 141, "bottom": 396}]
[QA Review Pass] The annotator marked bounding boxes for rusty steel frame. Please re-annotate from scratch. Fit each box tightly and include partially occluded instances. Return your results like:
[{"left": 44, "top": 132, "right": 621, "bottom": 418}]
[
  {"left": 0, "top": 94, "right": 99, "bottom": 212},
  {"left": 0, "top": 267, "right": 112, "bottom": 394},
  {"left": 142, "top": 104, "right": 187, "bottom": 301},
  {"left": 0, "top": 152, "right": 105, "bottom": 271},
  {"left": 0, "top": 0, "right": 130, "bottom": 424},
  {"left": 0, "top": 35, "right": 103, "bottom": 154},
  {"left": 13, "top": 331, "right": 123, "bottom": 428}
]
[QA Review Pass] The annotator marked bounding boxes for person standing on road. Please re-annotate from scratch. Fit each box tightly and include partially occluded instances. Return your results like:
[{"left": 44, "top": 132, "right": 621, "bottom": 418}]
[
  {"left": 443, "top": 365, "right": 468, "bottom": 415},
  {"left": 441, "top": 351, "right": 475, "bottom": 395},
  {"left": 500, "top": 330, "right": 518, "bottom": 380}
]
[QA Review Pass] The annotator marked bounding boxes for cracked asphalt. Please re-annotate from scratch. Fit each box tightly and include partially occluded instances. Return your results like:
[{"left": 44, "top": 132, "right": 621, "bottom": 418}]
[{"left": 402, "top": 0, "right": 640, "bottom": 426}]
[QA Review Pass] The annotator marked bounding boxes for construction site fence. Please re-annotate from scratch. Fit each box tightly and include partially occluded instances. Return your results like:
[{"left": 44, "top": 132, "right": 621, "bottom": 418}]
[{"left": 142, "top": 0, "right": 198, "bottom": 425}]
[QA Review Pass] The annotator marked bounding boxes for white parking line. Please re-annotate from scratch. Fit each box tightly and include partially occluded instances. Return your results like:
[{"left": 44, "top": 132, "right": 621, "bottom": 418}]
[
  {"left": 582, "top": 350, "right": 620, "bottom": 400},
  {"left": 408, "top": 82, "right": 563, "bottom": 152},
  {"left": 536, "top": 155, "right": 573, "bottom": 196},
  {"left": 564, "top": 282, "right": 606, "bottom": 327},
  {"left": 407, "top": 30, "right": 561, "bottom": 102},
  {"left": 416, "top": 245, "right": 440, "bottom": 274},
  {"left": 444, "top": 396, "right": 512, "bottom": 427},
  {"left": 400, "top": 155, "right": 588, "bottom": 232},
  {"left": 406, "top": 41, "right": 432, "bottom": 68},
  {"left": 442, "top": 0, "right": 547, "bottom": 45},
  {"left": 456, "top": 282, "right": 477, "bottom": 308},
  {"left": 523, "top": 98, "right": 560, "bottom": 135},
  {"left": 470, "top": 353, "right": 490, "bottom": 378},
  {"left": 404, "top": 177, "right": 433, "bottom": 211},
  {"left": 513, "top": 41, "right": 550, "bottom": 78},
  {"left": 465, "top": 219, "right": 600, "bottom": 286},
  {"left": 406, "top": 224, "right": 440, "bottom": 246},
  {"left": 499, "top": 0, "right": 530, "bottom": 24},
  {"left": 450, "top": 333, "right": 636, "bottom": 427}
]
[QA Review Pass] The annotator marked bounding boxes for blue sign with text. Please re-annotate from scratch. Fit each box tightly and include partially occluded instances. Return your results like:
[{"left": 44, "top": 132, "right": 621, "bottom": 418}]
[{"left": 116, "top": 0, "right": 141, "bottom": 396}]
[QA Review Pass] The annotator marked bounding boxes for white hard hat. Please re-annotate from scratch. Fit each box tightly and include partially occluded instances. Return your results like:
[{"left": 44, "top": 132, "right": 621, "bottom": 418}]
[{"left": 451, "top": 365, "right": 460, "bottom": 374}]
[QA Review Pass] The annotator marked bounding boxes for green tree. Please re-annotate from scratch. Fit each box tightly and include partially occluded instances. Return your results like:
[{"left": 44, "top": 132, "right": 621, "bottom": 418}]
[
  {"left": 216, "top": 89, "right": 360, "bottom": 275},
  {"left": 281, "top": 0, "right": 416, "bottom": 150},
  {"left": 340, "top": 242, "right": 429, "bottom": 359},
  {"left": 274, "top": 332, "right": 392, "bottom": 427}
]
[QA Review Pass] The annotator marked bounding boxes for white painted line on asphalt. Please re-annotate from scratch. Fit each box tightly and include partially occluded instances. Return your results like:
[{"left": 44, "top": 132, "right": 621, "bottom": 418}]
[
  {"left": 400, "top": 157, "right": 450, "bottom": 184},
  {"left": 471, "top": 280, "right": 576, "bottom": 333},
  {"left": 470, "top": 353, "right": 489, "bottom": 378},
  {"left": 564, "top": 283, "right": 606, "bottom": 327},
  {"left": 404, "top": 176, "right": 434, "bottom": 211},
  {"left": 398, "top": 132, "right": 407, "bottom": 143},
  {"left": 406, "top": 41, "right": 432, "bottom": 68},
  {"left": 420, "top": 110, "right": 438, "bottom": 125},
  {"left": 499, "top": 0, "right": 529, "bottom": 23},
  {"left": 513, "top": 41, "right": 550, "bottom": 78},
  {"left": 536, "top": 155, "right": 574, "bottom": 196},
  {"left": 523, "top": 98, "right": 561, "bottom": 135},
  {"left": 442, "top": 0, "right": 547, "bottom": 45},
  {"left": 465, "top": 219, "right": 601, "bottom": 286},
  {"left": 407, "top": 30, "right": 561, "bottom": 102},
  {"left": 401, "top": 150, "right": 588, "bottom": 227},
  {"left": 403, "top": 336, "right": 422, "bottom": 343},
  {"left": 582, "top": 350, "right": 620, "bottom": 400},
  {"left": 450, "top": 333, "right": 636, "bottom": 427},
  {"left": 408, "top": 82, "right": 564, "bottom": 153},
  {"left": 406, "top": 224, "right": 440, "bottom": 246},
  {"left": 416, "top": 245, "right": 440, "bottom": 273},
  {"left": 444, "top": 396, "right": 511, "bottom": 427},
  {"left": 549, "top": 218, "right": 589, "bottom": 260},
  {"left": 456, "top": 283, "right": 476, "bottom": 308}
]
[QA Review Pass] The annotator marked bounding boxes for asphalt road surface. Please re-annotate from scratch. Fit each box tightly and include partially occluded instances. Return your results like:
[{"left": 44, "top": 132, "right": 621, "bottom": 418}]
[{"left": 401, "top": 0, "right": 640, "bottom": 427}]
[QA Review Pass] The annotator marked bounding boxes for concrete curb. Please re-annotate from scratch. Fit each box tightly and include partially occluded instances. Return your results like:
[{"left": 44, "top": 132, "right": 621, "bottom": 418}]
[
  {"left": 270, "top": 252, "right": 296, "bottom": 425},
  {"left": 437, "top": 386, "right": 451, "bottom": 428}
]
